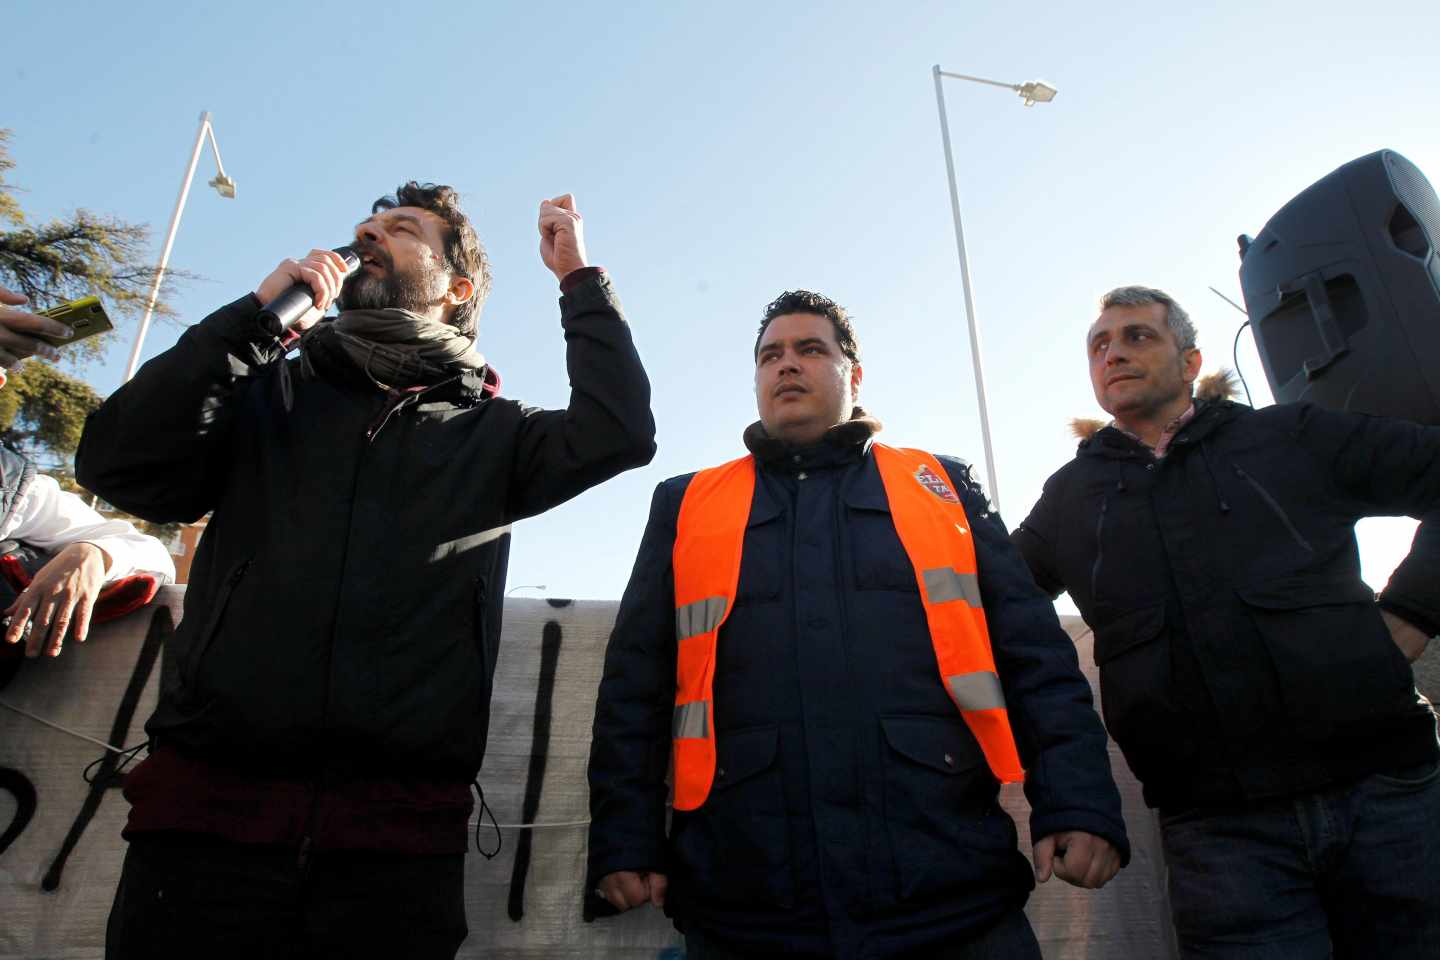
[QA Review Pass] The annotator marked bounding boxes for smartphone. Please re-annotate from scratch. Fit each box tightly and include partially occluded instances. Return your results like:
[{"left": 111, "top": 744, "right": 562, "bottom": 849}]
[{"left": 34, "top": 296, "right": 115, "bottom": 347}]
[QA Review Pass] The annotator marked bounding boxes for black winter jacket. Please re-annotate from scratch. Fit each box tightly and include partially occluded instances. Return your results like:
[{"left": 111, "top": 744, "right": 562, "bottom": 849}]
[
  {"left": 76, "top": 275, "right": 655, "bottom": 782},
  {"left": 1013, "top": 397, "right": 1440, "bottom": 810},
  {"left": 588, "top": 421, "right": 1127, "bottom": 960}
]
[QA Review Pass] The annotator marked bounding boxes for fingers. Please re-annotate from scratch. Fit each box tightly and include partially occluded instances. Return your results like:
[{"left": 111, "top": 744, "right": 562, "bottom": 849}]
[
  {"left": 1045, "top": 833, "right": 1121, "bottom": 889},
  {"left": 4, "top": 599, "right": 33, "bottom": 649},
  {"left": 42, "top": 595, "right": 73, "bottom": 658},
  {"left": 597, "top": 871, "right": 652, "bottom": 912},
  {"left": 0, "top": 305, "right": 68, "bottom": 364},
  {"left": 1083, "top": 845, "right": 1121, "bottom": 889},
  {"left": 537, "top": 195, "right": 589, "bottom": 279},
  {"left": 538, "top": 200, "right": 582, "bottom": 235},
  {"left": 0, "top": 286, "right": 26, "bottom": 305},
  {"left": 26, "top": 594, "right": 56, "bottom": 657},
  {"left": 1032, "top": 835, "right": 1056, "bottom": 883},
  {"left": 70, "top": 584, "right": 98, "bottom": 646},
  {"left": 256, "top": 249, "right": 352, "bottom": 312},
  {"left": 647, "top": 872, "right": 668, "bottom": 908},
  {"left": 6, "top": 544, "right": 108, "bottom": 658},
  {"left": 298, "top": 249, "right": 349, "bottom": 314}
]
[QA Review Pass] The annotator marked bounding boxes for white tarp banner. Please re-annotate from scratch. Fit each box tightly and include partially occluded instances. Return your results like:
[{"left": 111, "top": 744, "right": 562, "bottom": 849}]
[{"left": 26, "top": 587, "right": 1440, "bottom": 957}]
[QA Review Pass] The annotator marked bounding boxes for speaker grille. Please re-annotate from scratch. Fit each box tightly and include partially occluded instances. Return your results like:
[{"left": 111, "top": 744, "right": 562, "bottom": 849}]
[{"left": 1385, "top": 152, "right": 1440, "bottom": 254}]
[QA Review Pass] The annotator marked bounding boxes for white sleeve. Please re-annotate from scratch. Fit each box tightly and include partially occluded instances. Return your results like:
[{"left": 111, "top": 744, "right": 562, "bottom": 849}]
[{"left": 2, "top": 473, "right": 177, "bottom": 584}]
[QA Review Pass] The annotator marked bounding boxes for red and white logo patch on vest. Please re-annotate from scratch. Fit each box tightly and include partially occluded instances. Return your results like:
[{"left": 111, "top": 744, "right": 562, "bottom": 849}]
[{"left": 914, "top": 465, "right": 960, "bottom": 504}]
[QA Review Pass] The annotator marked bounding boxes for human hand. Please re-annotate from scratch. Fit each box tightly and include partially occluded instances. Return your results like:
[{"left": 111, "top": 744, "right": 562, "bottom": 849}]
[
  {"left": 1033, "top": 831, "right": 1121, "bottom": 889},
  {"left": 538, "top": 194, "right": 589, "bottom": 281},
  {"left": 253, "top": 249, "right": 352, "bottom": 332},
  {"left": 4, "top": 542, "right": 111, "bottom": 658},
  {"left": 596, "top": 870, "right": 668, "bottom": 912},
  {"left": 0, "top": 286, "right": 68, "bottom": 368},
  {"left": 1381, "top": 609, "right": 1431, "bottom": 663}
]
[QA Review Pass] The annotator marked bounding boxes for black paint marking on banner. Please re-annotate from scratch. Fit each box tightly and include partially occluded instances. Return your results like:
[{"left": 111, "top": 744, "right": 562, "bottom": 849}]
[
  {"left": 507, "top": 618, "right": 562, "bottom": 922},
  {"left": 0, "top": 765, "right": 37, "bottom": 857},
  {"left": 41, "top": 605, "right": 171, "bottom": 891}
]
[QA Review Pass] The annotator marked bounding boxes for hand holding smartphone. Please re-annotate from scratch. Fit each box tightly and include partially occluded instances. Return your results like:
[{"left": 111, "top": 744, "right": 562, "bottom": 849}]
[{"left": 34, "top": 295, "right": 115, "bottom": 347}]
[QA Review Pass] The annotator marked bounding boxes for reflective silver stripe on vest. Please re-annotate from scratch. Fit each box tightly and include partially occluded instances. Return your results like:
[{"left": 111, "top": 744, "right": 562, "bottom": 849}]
[
  {"left": 675, "top": 596, "right": 728, "bottom": 643},
  {"left": 946, "top": 671, "right": 1006, "bottom": 711},
  {"left": 673, "top": 701, "right": 710, "bottom": 739},
  {"left": 923, "top": 568, "right": 982, "bottom": 607}
]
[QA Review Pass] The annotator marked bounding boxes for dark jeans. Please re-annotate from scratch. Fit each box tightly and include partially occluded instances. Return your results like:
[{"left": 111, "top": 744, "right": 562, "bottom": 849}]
[
  {"left": 1160, "top": 759, "right": 1440, "bottom": 959},
  {"left": 684, "top": 908, "right": 1041, "bottom": 960},
  {"left": 106, "top": 837, "right": 468, "bottom": 960}
]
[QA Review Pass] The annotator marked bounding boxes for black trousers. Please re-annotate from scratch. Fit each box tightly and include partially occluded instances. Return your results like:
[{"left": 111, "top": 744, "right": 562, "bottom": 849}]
[
  {"left": 684, "top": 908, "right": 1042, "bottom": 960},
  {"left": 106, "top": 837, "right": 468, "bottom": 960}
]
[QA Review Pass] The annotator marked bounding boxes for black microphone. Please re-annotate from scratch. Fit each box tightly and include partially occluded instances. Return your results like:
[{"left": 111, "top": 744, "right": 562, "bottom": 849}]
[{"left": 257, "top": 245, "right": 362, "bottom": 336}]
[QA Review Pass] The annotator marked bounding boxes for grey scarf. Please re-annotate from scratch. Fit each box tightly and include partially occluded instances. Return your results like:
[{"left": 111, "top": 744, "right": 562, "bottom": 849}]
[{"left": 305, "top": 308, "right": 485, "bottom": 390}]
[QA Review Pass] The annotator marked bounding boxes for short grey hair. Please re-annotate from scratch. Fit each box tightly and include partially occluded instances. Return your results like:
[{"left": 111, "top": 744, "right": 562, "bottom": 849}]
[{"left": 1099, "top": 285, "right": 1197, "bottom": 351}]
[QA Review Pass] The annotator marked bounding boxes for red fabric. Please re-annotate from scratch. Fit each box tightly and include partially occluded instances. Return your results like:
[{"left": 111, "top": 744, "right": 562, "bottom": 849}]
[
  {"left": 0, "top": 554, "right": 27, "bottom": 593},
  {"left": 122, "top": 743, "right": 475, "bottom": 855},
  {"left": 92, "top": 574, "right": 159, "bottom": 624},
  {"left": 559, "top": 265, "right": 605, "bottom": 294}
]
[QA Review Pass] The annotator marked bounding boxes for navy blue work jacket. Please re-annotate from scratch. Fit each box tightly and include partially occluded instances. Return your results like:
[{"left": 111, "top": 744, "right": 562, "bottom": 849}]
[{"left": 588, "top": 423, "right": 1128, "bottom": 959}]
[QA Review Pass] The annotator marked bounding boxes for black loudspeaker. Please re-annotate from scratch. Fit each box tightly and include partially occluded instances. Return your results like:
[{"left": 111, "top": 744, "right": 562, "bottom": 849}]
[{"left": 1238, "top": 149, "right": 1440, "bottom": 424}]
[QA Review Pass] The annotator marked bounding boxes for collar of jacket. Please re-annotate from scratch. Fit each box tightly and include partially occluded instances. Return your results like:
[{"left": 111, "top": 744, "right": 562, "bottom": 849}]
[
  {"left": 1079, "top": 397, "right": 1245, "bottom": 460},
  {"left": 741, "top": 407, "right": 884, "bottom": 471},
  {"left": 298, "top": 334, "right": 501, "bottom": 407}
]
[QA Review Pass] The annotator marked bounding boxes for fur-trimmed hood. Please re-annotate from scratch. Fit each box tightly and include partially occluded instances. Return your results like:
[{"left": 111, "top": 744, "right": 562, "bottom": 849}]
[{"left": 1069, "top": 369, "right": 1240, "bottom": 441}]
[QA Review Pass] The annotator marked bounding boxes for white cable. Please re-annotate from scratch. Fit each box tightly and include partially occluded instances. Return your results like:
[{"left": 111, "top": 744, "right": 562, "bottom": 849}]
[
  {"left": 1, "top": 698, "right": 597, "bottom": 833},
  {"left": 0, "top": 698, "right": 132, "bottom": 755},
  {"left": 474, "top": 818, "right": 592, "bottom": 830}
]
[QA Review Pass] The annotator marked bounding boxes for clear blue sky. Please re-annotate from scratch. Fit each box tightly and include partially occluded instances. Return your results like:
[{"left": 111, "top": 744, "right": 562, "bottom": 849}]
[{"left": 8, "top": 0, "right": 1438, "bottom": 601}]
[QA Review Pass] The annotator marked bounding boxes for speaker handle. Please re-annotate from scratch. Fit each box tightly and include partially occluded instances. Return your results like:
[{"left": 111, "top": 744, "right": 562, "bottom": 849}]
[{"left": 1276, "top": 271, "right": 1351, "bottom": 381}]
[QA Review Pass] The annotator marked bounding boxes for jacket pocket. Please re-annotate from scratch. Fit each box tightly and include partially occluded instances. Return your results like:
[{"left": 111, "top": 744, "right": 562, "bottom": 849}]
[
  {"left": 879, "top": 715, "right": 1016, "bottom": 903},
  {"left": 180, "top": 557, "right": 253, "bottom": 695},
  {"left": 1236, "top": 577, "right": 1413, "bottom": 742},
  {"left": 846, "top": 491, "right": 918, "bottom": 593},
  {"left": 1091, "top": 605, "right": 1183, "bottom": 775},
  {"left": 671, "top": 724, "right": 793, "bottom": 909}
]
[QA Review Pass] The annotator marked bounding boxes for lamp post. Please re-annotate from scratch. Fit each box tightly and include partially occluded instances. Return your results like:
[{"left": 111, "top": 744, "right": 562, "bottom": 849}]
[
  {"left": 506, "top": 584, "right": 547, "bottom": 596},
  {"left": 932, "top": 67, "right": 1057, "bottom": 515},
  {"left": 123, "top": 111, "right": 236, "bottom": 382}
]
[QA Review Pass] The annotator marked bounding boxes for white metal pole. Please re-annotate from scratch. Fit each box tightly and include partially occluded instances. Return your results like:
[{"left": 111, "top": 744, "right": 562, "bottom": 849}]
[
  {"left": 932, "top": 66, "right": 1002, "bottom": 515},
  {"left": 123, "top": 111, "right": 211, "bottom": 383}
]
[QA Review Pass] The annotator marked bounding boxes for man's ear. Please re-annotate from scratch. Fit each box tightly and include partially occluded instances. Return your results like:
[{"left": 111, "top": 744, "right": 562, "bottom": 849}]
[
  {"left": 1181, "top": 347, "right": 1202, "bottom": 385},
  {"left": 850, "top": 361, "right": 864, "bottom": 401},
  {"left": 447, "top": 276, "right": 475, "bottom": 307}
]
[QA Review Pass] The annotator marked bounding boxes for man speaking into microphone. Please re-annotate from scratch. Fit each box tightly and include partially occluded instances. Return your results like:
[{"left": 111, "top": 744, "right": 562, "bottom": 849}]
[{"left": 76, "top": 184, "right": 656, "bottom": 959}]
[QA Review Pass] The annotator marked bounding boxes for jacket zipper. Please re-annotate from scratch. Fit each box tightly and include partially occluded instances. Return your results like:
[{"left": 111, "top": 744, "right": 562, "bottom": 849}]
[
  {"left": 1232, "top": 465, "right": 1313, "bottom": 553},
  {"left": 1089, "top": 496, "right": 1109, "bottom": 601},
  {"left": 183, "top": 558, "right": 252, "bottom": 691}
]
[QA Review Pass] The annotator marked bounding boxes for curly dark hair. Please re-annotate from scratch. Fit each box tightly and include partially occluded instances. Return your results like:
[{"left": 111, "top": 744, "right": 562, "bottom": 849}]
[
  {"left": 372, "top": 182, "right": 492, "bottom": 339},
  {"left": 753, "top": 290, "right": 861, "bottom": 365}
]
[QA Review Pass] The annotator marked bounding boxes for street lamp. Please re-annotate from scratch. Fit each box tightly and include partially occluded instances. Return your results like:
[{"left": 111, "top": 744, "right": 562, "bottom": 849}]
[
  {"left": 506, "top": 584, "right": 547, "bottom": 596},
  {"left": 123, "top": 111, "right": 236, "bottom": 382},
  {"left": 932, "top": 66, "right": 1058, "bottom": 515}
]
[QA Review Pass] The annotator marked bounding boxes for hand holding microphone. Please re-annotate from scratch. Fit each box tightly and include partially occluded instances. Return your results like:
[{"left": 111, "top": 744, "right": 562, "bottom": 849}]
[{"left": 254, "top": 246, "right": 360, "bottom": 336}]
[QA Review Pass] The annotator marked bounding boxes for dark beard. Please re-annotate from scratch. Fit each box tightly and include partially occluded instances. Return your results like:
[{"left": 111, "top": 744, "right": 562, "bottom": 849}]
[{"left": 338, "top": 253, "right": 446, "bottom": 314}]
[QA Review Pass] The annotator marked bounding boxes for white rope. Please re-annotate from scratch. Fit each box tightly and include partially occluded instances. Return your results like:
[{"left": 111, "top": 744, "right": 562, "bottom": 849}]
[
  {"left": 1, "top": 698, "right": 596, "bottom": 833},
  {"left": 474, "top": 818, "right": 592, "bottom": 830},
  {"left": 0, "top": 699, "right": 599, "bottom": 834},
  {"left": 0, "top": 698, "right": 132, "bottom": 755}
]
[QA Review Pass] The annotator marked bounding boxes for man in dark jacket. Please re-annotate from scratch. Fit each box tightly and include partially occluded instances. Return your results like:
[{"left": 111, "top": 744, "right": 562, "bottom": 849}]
[
  {"left": 76, "top": 184, "right": 656, "bottom": 960},
  {"left": 588, "top": 290, "right": 1128, "bottom": 960},
  {"left": 1013, "top": 285, "right": 1440, "bottom": 957}
]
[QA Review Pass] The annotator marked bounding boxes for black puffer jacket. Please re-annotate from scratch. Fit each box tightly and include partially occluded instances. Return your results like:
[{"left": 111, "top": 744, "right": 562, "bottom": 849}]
[
  {"left": 589, "top": 420, "right": 1127, "bottom": 959},
  {"left": 1013, "top": 391, "right": 1440, "bottom": 810},
  {"left": 76, "top": 274, "right": 655, "bottom": 781}
]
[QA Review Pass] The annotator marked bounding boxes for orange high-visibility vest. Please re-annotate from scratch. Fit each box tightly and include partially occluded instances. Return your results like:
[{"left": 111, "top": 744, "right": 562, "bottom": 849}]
[{"left": 670, "top": 443, "right": 1024, "bottom": 811}]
